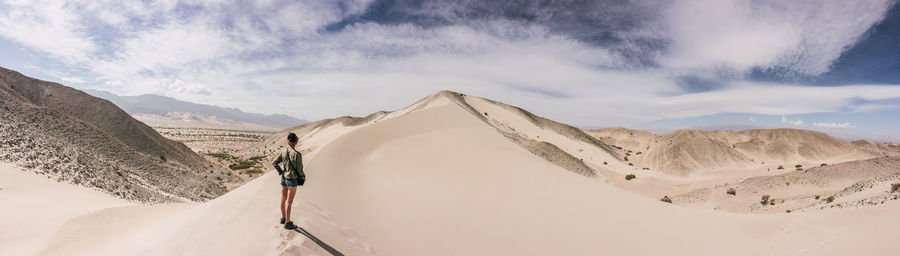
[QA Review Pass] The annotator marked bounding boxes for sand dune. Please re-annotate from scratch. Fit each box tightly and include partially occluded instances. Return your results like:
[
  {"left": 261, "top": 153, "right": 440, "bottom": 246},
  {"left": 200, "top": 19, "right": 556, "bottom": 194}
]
[
  {"left": 250, "top": 91, "right": 620, "bottom": 177},
  {"left": 3, "top": 90, "right": 899, "bottom": 255}
]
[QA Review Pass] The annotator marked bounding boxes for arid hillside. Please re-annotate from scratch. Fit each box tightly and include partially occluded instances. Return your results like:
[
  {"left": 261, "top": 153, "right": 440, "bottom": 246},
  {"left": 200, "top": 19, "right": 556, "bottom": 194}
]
[
  {"left": 0, "top": 67, "right": 225, "bottom": 202},
  {"left": 589, "top": 127, "right": 899, "bottom": 176}
]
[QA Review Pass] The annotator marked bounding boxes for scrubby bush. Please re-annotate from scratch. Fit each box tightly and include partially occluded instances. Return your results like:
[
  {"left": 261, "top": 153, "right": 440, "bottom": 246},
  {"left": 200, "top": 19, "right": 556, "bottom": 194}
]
[
  {"left": 825, "top": 196, "right": 835, "bottom": 203},
  {"left": 660, "top": 196, "right": 672, "bottom": 203},
  {"left": 814, "top": 195, "right": 820, "bottom": 200},
  {"left": 625, "top": 174, "right": 636, "bottom": 180},
  {"left": 628, "top": 163, "right": 634, "bottom": 166},
  {"left": 206, "top": 152, "right": 232, "bottom": 159},
  {"left": 603, "top": 162, "right": 608, "bottom": 165},
  {"left": 726, "top": 188, "right": 736, "bottom": 195},
  {"left": 761, "top": 195, "right": 770, "bottom": 205},
  {"left": 777, "top": 165, "right": 784, "bottom": 170},
  {"left": 229, "top": 160, "right": 256, "bottom": 170},
  {"left": 820, "top": 163, "right": 827, "bottom": 166},
  {"left": 891, "top": 183, "right": 899, "bottom": 193},
  {"left": 624, "top": 156, "right": 629, "bottom": 161},
  {"left": 241, "top": 169, "right": 263, "bottom": 175},
  {"left": 794, "top": 164, "right": 802, "bottom": 168}
]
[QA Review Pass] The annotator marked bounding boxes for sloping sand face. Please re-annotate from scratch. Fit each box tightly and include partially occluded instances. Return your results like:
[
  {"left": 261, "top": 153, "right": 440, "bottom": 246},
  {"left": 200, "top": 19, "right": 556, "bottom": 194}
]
[
  {"left": 292, "top": 96, "right": 900, "bottom": 256},
  {"left": 0, "top": 163, "right": 129, "bottom": 256},
  {"left": 5, "top": 92, "right": 899, "bottom": 255}
]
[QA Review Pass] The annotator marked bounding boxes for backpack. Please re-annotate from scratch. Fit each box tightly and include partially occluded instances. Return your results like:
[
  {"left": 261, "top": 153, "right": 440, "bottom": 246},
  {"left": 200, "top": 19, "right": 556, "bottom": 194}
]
[{"left": 284, "top": 148, "right": 303, "bottom": 178}]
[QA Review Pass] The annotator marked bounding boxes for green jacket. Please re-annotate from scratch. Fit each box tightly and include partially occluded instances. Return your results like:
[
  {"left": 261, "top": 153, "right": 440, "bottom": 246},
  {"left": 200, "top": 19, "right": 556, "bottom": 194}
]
[{"left": 273, "top": 148, "right": 304, "bottom": 179}]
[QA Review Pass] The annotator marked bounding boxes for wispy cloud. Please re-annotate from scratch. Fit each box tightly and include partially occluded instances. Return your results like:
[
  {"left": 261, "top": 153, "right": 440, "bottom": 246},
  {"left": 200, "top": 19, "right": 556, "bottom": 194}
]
[
  {"left": 60, "top": 76, "right": 85, "bottom": 84},
  {"left": 813, "top": 122, "right": 856, "bottom": 129},
  {"left": 781, "top": 116, "right": 804, "bottom": 126}
]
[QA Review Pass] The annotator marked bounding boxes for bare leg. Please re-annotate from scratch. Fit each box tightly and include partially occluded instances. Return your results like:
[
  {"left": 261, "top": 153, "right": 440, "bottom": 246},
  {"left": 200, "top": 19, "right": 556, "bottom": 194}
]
[
  {"left": 285, "top": 187, "right": 298, "bottom": 223},
  {"left": 280, "top": 186, "right": 288, "bottom": 219}
]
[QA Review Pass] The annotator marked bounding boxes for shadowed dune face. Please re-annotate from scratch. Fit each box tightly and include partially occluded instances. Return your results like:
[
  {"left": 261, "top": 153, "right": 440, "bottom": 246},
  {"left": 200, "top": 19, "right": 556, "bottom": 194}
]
[{"left": 0, "top": 67, "right": 224, "bottom": 202}]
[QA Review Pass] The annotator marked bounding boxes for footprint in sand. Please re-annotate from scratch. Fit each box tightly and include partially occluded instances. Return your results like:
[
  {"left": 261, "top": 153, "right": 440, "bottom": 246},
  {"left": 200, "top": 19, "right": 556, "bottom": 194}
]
[{"left": 302, "top": 203, "right": 375, "bottom": 254}]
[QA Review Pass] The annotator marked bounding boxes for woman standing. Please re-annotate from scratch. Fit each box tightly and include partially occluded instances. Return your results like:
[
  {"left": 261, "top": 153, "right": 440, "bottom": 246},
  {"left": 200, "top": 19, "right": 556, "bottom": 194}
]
[{"left": 272, "top": 132, "right": 305, "bottom": 229}]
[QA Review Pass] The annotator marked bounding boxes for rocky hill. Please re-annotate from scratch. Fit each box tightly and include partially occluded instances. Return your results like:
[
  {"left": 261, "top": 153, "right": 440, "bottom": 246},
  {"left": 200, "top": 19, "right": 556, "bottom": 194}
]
[
  {"left": 589, "top": 127, "right": 900, "bottom": 176},
  {"left": 0, "top": 67, "right": 225, "bottom": 202}
]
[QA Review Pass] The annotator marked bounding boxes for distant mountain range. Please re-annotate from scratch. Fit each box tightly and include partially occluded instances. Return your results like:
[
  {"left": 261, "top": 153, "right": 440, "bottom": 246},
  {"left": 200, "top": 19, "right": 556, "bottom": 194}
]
[{"left": 85, "top": 90, "right": 307, "bottom": 129}]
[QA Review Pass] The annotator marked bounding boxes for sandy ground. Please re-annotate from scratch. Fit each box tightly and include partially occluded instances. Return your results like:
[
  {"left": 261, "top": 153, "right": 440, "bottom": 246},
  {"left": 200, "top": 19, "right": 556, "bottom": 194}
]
[
  {"left": 133, "top": 114, "right": 281, "bottom": 133},
  {"left": 3, "top": 92, "right": 899, "bottom": 255},
  {"left": 153, "top": 127, "right": 273, "bottom": 154},
  {"left": 149, "top": 126, "right": 276, "bottom": 190},
  {"left": 0, "top": 162, "right": 129, "bottom": 255}
]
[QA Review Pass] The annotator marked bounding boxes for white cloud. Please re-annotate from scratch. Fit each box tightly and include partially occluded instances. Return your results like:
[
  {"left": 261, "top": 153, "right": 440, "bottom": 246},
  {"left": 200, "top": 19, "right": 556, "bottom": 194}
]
[
  {"left": 659, "top": 0, "right": 893, "bottom": 76},
  {"left": 0, "top": 1, "right": 96, "bottom": 63},
  {"left": 166, "top": 79, "right": 211, "bottom": 96},
  {"left": 0, "top": 0, "right": 897, "bottom": 135},
  {"left": 813, "top": 122, "right": 856, "bottom": 129},
  {"left": 781, "top": 116, "right": 804, "bottom": 126},
  {"left": 60, "top": 76, "right": 85, "bottom": 84}
]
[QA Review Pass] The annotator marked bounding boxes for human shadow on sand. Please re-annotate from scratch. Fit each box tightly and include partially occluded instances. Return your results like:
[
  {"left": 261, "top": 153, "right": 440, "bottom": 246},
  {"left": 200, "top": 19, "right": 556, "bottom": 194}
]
[{"left": 292, "top": 226, "right": 345, "bottom": 256}]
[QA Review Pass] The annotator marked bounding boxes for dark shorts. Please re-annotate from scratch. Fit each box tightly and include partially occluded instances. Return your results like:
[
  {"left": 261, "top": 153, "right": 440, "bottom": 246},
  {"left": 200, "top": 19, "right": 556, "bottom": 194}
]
[{"left": 281, "top": 176, "right": 304, "bottom": 187}]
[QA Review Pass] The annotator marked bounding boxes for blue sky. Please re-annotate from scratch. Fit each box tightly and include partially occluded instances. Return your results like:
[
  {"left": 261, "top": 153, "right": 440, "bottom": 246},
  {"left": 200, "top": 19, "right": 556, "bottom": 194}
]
[{"left": 1, "top": 0, "right": 899, "bottom": 142}]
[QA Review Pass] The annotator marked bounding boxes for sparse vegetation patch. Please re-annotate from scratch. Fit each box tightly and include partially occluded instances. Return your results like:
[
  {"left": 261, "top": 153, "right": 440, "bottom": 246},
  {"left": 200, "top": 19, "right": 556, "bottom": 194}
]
[
  {"left": 229, "top": 160, "right": 256, "bottom": 170},
  {"left": 206, "top": 152, "right": 233, "bottom": 160},
  {"left": 726, "top": 188, "right": 736, "bottom": 195},
  {"left": 660, "top": 196, "right": 672, "bottom": 203},
  {"left": 241, "top": 168, "right": 264, "bottom": 174},
  {"left": 625, "top": 174, "right": 636, "bottom": 180}
]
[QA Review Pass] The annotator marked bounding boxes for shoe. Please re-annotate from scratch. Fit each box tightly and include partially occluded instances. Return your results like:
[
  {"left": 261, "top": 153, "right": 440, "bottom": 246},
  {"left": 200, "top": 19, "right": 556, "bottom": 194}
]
[
  {"left": 280, "top": 217, "right": 285, "bottom": 224},
  {"left": 284, "top": 221, "right": 297, "bottom": 229}
]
